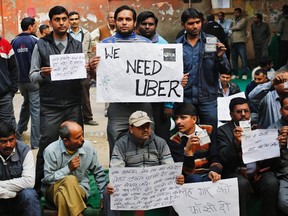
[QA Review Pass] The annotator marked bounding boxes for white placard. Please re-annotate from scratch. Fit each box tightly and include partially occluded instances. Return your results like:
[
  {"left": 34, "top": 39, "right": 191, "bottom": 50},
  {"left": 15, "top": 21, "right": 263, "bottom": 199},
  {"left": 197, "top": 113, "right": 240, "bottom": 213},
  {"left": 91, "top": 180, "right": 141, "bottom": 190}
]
[
  {"left": 211, "top": 0, "right": 231, "bottom": 9},
  {"left": 96, "top": 43, "right": 184, "bottom": 102},
  {"left": 173, "top": 178, "right": 239, "bottom": 216},
  {"left": 241, "top": 129, "right": 280, "bottom": 164},
  {"left": 217, "top": 92, "right": 246, "bottom": 121},
  {"left": 109, "top": 163, "right": 183, "bottom": 210},
  {"left": 50, "top": 53, "right": 87, "bottom": 81}
]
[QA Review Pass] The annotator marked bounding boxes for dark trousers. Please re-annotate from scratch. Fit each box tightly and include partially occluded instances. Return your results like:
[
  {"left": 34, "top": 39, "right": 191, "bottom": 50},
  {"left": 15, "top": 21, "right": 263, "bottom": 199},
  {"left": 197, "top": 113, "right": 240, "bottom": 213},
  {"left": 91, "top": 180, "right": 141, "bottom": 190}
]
[
  {"left": 0, "top": 188, "right": 41, "bottom": 216},
  {"left": 81, "top": 78, "right": 93, "bottom": 122},
  {"left": 35, "top": 104, "right": 83, "bottom": 191},
  {"left": 151, "top": 103, "right": 171, "bottom": 143},
  {"left": 279, "top": 40, "right": 288, "bottom": 68},
  {"left": 224, "top": 171, "right": 279, "bottom": 216}
]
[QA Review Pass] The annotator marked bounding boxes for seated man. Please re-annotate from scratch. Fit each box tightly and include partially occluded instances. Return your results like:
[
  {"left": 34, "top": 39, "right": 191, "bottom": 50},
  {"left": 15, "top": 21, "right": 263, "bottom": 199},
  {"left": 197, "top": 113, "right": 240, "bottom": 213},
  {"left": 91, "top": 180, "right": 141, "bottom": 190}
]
[
  {"left": 269, "top": 95, "right": 288, "bottom": 214},
  {"left": 217, "top": 97, "right": 279, "bottom": 216},
  {"left": 249, "top": 68, "right": 288, "bottom": 128},
  {"left": 105, "top": 110, "right": 184, "bottom": 216},
  {"left": 251, "top": 56, "right": 275, "bottom": 80},
  {"left": 169, "top": 103, "right": 222, "bottom": 183},
  {"left": 217, "top": 68, "right": 240, "bottom": 97},
  {"left": 42, "top": 121, "right": 107, "bottom": 216},
  {"left": 0, "top": 121, "right": 41, "bottom": 215},
  {"left": 245, "top": 68, "right": 269, "bottom": 124}
]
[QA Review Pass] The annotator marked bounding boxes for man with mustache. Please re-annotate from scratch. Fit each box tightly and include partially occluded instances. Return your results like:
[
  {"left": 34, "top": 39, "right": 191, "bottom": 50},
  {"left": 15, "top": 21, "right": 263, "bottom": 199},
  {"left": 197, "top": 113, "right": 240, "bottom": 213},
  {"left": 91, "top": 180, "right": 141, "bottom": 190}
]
[
  {"left": 217, "top": 97, "right": 279, "bottom": 216},
  {"left": 0, "top": 121, "right": 41, "bottom": 215},
  {"left": 29, "top": 5, "right": 84, "bottom": 192},
  {"left": 42, "top": 121, "right": 107, "bottom": 216}
]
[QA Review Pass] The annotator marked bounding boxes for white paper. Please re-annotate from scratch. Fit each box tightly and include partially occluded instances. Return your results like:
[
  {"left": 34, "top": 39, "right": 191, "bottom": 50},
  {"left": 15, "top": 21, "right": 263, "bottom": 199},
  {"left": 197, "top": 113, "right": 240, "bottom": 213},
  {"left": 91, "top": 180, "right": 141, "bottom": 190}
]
[
  {"left": 241, "top": 129, "right": 280, "bottom": 164},
  {"left": 96, "top": 43, "right": 184, "bottom": 102},
  {"left": 217, "top": 92, "right": 246, "bottom": 121},
  {"left": 50, "top": 53, "right": 87, "bottom": 81},
  {"left": 109, "top": 163, "right": 183, "bottom": 210},
  {"left": 211, "top": 0, "right": 231, "bottom": 9},
  {"left": 173, "top": 178, "right": 239, "bottom": 216}
]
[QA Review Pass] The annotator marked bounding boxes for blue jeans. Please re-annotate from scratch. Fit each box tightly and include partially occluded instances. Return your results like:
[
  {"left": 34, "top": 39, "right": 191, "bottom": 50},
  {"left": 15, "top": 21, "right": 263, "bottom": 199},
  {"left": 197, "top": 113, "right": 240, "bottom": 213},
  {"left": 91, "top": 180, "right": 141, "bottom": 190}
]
[
  {"left": 0, "top": 93, "right": 16, "bottom": 129},
  {"left": 17, "top": 82, "right": 40, "bottom": 148},
  {"left": 0, "top": 188, "right": 41, "bottom": 216},
  {"left": 231, "top": 42, "right": 248, "bottom": 76}
]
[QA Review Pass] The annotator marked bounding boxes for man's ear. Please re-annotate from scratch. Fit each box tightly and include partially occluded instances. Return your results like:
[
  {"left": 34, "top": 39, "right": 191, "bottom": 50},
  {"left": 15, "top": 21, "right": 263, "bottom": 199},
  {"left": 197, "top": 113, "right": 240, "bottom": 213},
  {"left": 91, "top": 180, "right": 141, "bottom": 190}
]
[{"left": 129, "top": 125, "right": 133, "bottom": 134}]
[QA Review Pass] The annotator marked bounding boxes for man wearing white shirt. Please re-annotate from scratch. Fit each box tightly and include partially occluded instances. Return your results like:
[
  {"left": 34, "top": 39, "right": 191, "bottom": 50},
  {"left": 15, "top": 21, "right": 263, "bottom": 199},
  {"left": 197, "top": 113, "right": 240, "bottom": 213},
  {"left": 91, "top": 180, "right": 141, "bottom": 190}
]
[{"left": 0, "top": 121, "right": 41, "bottom": 215}]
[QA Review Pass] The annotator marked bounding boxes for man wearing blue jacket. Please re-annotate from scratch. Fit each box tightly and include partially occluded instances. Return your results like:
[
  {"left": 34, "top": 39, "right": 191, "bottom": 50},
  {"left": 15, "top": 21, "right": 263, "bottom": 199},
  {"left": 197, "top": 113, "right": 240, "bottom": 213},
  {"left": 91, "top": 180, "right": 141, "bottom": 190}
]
[{"left": 11, "top": 17, "right": 40, "bottom": 149}]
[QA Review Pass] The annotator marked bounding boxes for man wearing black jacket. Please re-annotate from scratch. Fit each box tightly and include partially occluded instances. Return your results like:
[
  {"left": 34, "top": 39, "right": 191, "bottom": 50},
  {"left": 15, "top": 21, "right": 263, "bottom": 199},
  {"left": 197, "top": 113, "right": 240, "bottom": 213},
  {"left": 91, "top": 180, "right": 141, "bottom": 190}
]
[{"left": 29, "top": 5, "right": 83, "bottom": 192}]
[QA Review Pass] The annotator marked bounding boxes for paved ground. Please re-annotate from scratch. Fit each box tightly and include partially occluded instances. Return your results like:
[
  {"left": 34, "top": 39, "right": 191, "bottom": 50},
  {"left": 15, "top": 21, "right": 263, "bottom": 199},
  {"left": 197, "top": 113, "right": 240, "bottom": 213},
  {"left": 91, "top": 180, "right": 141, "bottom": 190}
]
[{"left": 13, "top": 86, "right": 110, "bottom": 168}]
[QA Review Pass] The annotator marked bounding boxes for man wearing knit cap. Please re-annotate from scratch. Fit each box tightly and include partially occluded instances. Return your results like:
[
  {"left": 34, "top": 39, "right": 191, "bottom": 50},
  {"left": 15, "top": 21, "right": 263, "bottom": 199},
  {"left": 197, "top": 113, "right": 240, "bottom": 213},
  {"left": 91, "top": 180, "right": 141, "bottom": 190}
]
[
  {"left": 169, "top": 103, "right": 222, "bottom": 183},
  {"left": 105, "top": 110, "right": 184, "bottom": 216}
]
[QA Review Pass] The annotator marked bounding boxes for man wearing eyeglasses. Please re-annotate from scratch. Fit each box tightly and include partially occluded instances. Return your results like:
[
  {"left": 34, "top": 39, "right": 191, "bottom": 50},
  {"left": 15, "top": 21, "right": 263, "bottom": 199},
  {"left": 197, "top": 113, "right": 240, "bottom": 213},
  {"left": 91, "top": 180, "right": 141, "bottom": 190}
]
[
  {"left": 217, "top": 97, "right": 279, "bottom": 216},
  {"left": 0, "top": 121, "right": 41, "bottom": 215}
]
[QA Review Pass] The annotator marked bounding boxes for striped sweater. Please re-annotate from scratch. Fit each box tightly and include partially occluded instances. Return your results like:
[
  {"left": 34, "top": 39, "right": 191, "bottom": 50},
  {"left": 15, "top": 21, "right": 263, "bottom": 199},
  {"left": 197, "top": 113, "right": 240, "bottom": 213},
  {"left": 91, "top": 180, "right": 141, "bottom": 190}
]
[{"left": 169, "top": 125, "right": 222, "bottom": 175}]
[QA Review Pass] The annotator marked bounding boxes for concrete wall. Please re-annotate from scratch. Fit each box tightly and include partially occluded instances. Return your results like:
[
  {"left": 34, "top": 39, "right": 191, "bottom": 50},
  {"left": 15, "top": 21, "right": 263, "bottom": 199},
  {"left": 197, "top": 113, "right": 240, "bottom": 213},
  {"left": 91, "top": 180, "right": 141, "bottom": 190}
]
[{"left": 0, "top": 0, "right": 287, "bottom": 60}]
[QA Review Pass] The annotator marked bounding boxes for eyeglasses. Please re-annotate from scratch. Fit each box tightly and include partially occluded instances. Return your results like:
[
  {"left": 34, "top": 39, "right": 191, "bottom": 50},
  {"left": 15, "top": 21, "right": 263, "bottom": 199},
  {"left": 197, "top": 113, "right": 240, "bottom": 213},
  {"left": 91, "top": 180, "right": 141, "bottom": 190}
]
[{"left": 233, "top": 109, "right": 250, "bottom": 114}]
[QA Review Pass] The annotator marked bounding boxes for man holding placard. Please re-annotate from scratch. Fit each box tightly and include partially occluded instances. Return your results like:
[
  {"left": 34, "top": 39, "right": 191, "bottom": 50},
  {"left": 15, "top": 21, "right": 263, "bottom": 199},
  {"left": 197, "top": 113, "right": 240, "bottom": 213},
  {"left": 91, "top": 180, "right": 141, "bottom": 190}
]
[
  {"left": 104, "top": 110, "right": 184, "bottom": 215},
  {"left": 217, "top": 97, "right": 279, "bottom": 216},
  {"left": 29, "top": 6, "right": 84, "bottom": 192},
  {"left": 100, "top": 5, "right": 153, "bottom": 158}
]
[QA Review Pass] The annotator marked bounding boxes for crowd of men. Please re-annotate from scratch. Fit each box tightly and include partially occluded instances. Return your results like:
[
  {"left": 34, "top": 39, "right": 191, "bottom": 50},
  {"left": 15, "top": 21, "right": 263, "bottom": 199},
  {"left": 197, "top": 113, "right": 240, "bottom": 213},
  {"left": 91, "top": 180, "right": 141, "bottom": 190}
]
[{"left": 1, "top": 3, "right": 288, "bottom": 216}]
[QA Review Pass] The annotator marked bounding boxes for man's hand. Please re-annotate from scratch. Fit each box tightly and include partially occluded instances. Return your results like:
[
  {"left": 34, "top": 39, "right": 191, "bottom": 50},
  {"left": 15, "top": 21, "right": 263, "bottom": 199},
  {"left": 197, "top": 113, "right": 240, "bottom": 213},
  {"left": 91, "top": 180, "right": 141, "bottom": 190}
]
[
  {"left": 272, "top": 72, "right": 288, "bottom": 86},
  {"left": 233, "top": 126, "right": 243, "bottom": 146},
  {"left": 107, "top": 183, "right": 115, "bottom": 195},
  {"left": 208, "top": 171, "right": 221, "bottom": 182},
  {"left": 176, "top": 175, "right": 184, "bottom": 185},
  {"left": 40, "top": 67, "right": 52, "bottom": 78},
  {"left": 181, "top": 73, "right": 189, "bottom": 88},
  {"left": 185, "top": 135, "right": 199, "bottom": 156},
  {"left": 68, "top": 155, "right": 80, "bottom": 172},
  {"left": 278, "top": 126, "right": 288, "bottom": 149},
  {"left": 216, "top": 42, "right": 227, "bottom": 58},
  {"left": 88, "top": 56, "right": 101, "bottom": 79}
]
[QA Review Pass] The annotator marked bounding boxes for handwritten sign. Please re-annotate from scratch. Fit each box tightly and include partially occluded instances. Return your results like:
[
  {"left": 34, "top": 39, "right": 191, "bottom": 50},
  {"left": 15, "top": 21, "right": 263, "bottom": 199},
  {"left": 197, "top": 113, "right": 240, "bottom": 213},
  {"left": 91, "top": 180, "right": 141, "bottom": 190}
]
[
  {"left": 241, "top": 129, "right": 280, "bottom": 163},
  {"left": 109, "top": 163, "right": 183, "bottom": 210},
  {"left": 217, "top": 92, "right": 246, "bottom": 121},
  {"left": 173, "top": 178, "right": 239, "bottom": 216},
  {"left": 96, "top": 43, "right": 183, "bottom": 102},
  {"left": 50, "top": 53, "right": 87, "bottom": 81}
]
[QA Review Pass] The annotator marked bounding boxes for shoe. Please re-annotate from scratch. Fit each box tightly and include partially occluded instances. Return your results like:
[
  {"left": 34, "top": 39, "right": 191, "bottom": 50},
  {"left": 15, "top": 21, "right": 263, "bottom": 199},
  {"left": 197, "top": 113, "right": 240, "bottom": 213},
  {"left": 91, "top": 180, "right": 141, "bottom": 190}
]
[
  {"left": 104, "top": 110, "right": 108, "bottom": 117},
  {"left": 231, "top": 75, "right": 239, "bottom": 79},
  {"left": 242, "top": 75, "right": 247, "bottom": 80},
  {"left": 84, "top": 120, "right": 99, "bottom": 126}
]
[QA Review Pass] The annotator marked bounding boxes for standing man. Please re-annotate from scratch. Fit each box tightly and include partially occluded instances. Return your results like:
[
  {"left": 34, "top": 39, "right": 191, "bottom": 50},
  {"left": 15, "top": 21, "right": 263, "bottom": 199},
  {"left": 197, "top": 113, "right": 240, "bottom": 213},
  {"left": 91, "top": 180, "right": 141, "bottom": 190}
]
[
  {"left": 136, "top": 11, "right": 171, "bottom": 142},
  {"left": 68, "top": 11, "right": 98, "bottom": 126},
  {"left": 91, "top": 11, "right": 116, "bottom": 43},
  {"left": 101, "top": 5, "right": 153, "bottom": 158},
  {"left": 39, "top": 24, "right": 50, "bottom": 38},
  {"left": 11, "top": 17, "right": 40, "bottom": 149},
  {"left": 176, "top": 8, "right": 229, "bottom": 146},
  {"left": 42, "top": 121, "right": 107, "bottom": 216},
  {"left": 29, "top": 6, "right": 84, "bottom": 192},
  {"left": 0, "top": 35, "right": 18, "bottom": 129},
  {"left": 230, "top": 8, "right": 249, "bottom": 80},
  {"left": 217, "top": 11, "right": 231, "bottom": 62},
  {"left": 0, "top": 121, "right": 41, "bottom": 215},
  {"left": 251, "top": 13, "right": 271, "bottom": 66}
]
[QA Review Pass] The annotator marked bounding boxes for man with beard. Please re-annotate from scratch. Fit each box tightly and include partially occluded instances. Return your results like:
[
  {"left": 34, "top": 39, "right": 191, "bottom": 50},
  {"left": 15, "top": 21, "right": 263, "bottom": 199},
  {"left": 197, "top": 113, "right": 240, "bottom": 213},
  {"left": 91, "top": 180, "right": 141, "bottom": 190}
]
[
  {"left": 217, "top": 97, "right": 279, "bottom": 216},
  {"left": 29, "top": 5, "right": 84, "bottom": 192},
  {"left": 98, "top": 5, "right": 153, "bottom": 158},
  {"left": 0, "top": 121, "right": 41, "bottom": 215},
  {"left": 42, "top": 121, "right": 107, "bottom": 216}
]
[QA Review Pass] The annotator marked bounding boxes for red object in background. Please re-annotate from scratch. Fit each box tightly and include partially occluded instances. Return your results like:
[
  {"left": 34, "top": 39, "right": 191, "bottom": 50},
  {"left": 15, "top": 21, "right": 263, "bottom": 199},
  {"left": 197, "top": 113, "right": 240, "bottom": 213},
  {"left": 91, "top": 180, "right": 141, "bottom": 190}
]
[{"left": 27, "top": 7, "right": 35, "bottom": 17}]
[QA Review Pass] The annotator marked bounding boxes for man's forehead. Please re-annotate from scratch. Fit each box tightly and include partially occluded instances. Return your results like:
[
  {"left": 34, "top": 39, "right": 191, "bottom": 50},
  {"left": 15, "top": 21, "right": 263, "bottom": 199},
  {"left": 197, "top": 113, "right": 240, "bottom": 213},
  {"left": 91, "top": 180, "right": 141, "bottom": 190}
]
[
  {"left": 52, "top": 13, "right": 68, "bottom": 19},
  {"left": 234, "top": 103, "right": 249, "bottom": 109},
  {"left": 116, "top": 10, "right": 133, "bottom": 18}
]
